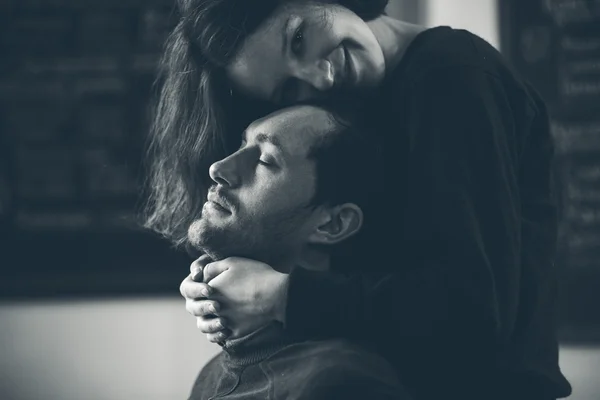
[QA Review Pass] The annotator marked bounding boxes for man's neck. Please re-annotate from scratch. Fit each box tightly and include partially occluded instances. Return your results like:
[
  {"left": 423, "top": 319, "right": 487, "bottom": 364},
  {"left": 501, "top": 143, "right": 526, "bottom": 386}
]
[
  {"left": 276, "top": 245, "right": 330, "bottom": 273},
  {"left": 199, "top": 247, "right": 330, "bottom": 274}
]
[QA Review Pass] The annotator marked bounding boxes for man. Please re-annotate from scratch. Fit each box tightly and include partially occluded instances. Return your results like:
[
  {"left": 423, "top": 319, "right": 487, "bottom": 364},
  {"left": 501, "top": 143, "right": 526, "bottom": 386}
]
[{"left": 184, "top": 104, "right": 407, "bottom": 399}]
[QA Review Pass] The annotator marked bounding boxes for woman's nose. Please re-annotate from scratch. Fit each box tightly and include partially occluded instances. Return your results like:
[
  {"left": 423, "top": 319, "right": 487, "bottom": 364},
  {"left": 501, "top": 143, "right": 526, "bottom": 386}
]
[{"left": 296, "top": 59, "right": 334, "bottom": 92}]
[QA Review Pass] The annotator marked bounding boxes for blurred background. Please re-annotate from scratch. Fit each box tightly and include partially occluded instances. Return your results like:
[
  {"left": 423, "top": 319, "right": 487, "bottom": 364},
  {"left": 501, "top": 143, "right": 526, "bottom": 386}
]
[{"left": 0, "top": 0, "right": 599, "bottom": 399}]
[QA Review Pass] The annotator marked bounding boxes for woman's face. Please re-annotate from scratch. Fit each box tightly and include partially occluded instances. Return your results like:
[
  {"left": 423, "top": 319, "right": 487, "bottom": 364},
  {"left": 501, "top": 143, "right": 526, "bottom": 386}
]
[{"left": 226, "top": 2, "right": 385, "bottom": 105}]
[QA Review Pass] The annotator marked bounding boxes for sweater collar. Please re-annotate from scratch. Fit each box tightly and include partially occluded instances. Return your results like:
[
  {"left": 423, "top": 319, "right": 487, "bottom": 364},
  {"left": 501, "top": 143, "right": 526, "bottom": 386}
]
[{"left": 220, "top": 321, "right": 293, "bottom": 366}]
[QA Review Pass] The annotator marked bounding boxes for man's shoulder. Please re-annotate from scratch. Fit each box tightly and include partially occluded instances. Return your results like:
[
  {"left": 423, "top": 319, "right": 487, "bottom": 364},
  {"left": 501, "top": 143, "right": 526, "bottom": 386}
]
[
  {"left": 285, "top": 338, "right": 383, "bottom": 360},
  {"left": 268, "top": 339, "right": 406, "bottom": 387},
  {"left": 268, "top": 338, "right": 390, "bottom": 372},
  {"left": 189, "top": 352, "right": 227, "bottom": 399},
  {"left": 195, "top": 351, "right": 224, "bottom": 377},
  {"left": 266, "top": 339, "right": 410, "bottom": 399}
]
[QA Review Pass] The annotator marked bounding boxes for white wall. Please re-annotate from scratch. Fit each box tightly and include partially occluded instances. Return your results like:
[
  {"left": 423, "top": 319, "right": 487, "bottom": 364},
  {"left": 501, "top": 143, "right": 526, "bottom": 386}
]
[
  {"left": 0, "top": 297, "right": 220, "bottom": 400},
  {"left": 423, "top": 0, "right": 499, "bottom": 49},
  {"left": 385, "top": 0, "right": 499, "bottom": 49}
]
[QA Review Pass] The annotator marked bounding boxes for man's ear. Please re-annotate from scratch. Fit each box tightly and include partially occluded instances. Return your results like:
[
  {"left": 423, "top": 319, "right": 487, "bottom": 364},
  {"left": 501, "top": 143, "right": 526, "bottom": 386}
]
[{"left": 308, "top": 203, "right": 363, "bottom": 245}]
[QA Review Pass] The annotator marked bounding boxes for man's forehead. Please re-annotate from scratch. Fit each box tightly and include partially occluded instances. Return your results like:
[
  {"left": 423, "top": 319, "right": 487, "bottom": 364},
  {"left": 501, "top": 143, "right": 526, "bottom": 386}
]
[{"left": 246, "top": 106, "right": 336, "bottom": 154}]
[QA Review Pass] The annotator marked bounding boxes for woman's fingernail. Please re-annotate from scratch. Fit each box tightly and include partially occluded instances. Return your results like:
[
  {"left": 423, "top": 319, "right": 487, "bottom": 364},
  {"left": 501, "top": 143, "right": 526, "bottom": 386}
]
[
  {"left": 209, "top": 304, "right": 217, "bottom": 313},
  {"left": 201, "top": 289, "right": 209, "bottom": 297}
]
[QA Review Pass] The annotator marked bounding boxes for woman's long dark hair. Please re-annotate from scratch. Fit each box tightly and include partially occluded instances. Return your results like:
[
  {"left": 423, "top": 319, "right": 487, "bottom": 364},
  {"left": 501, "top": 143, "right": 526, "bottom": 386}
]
[{"left": 143, "top": 0, "right": 389, "bottom": 247}]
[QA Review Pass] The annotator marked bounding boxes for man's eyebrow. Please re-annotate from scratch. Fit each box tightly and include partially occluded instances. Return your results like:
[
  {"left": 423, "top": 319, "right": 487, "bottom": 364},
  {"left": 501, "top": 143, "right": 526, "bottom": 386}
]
[
  {"left": 243, "top": 130, "right": 285, "bottom": 153},
  {"left": 256, "top": 132, "right": 284, "bottom": 152}
]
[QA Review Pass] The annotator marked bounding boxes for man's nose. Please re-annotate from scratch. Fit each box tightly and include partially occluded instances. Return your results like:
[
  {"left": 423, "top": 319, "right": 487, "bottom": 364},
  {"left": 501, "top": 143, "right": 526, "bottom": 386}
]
[
  {"left": 208, "top": 158, "right": 239, "bottom": 188},
  {"left": 296, "top": 59, "right": 334, "bottom": 92}
]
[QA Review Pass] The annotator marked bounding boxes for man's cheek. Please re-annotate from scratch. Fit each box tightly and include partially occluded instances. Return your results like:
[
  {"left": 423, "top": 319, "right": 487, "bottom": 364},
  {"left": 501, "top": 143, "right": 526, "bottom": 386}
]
[{"left": 244, "top": 195, "right": 274, "bottom": 215}]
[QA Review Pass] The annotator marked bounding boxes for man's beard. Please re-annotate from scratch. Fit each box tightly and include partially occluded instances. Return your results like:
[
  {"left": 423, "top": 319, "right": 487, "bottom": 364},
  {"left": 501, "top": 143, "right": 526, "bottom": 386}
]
[{"left": 187, "top": 205, "right": 311, "bottom": 268}]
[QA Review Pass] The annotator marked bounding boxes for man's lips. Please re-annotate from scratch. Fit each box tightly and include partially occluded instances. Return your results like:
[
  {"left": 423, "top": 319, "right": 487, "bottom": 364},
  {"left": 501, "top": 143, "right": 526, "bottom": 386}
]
[{"left": 207, "top": 191, "right": 231, "bottom": 213}]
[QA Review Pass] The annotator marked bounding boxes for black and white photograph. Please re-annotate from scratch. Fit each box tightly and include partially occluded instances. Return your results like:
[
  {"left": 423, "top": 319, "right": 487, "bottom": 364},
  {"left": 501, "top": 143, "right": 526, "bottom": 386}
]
[{"left": 0, "top": 0, "right": 599, "bottom": 399}]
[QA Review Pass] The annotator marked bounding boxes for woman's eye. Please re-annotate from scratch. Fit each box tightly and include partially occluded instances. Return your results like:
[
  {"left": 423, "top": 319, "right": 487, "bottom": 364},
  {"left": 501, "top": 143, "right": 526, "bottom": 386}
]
[
  {"left": 291, "top": 26, "right": 304, "bottom": 55},
  {"left": 258, "top": 159, "right": 272, "bottom": 167}
]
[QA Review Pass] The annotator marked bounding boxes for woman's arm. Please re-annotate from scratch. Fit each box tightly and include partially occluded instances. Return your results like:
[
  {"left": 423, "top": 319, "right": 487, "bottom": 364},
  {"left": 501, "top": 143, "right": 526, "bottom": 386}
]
[
  {"left": 283, "top": 67, "right": 550, "bottom": 393},
  {"left": 287, "top": 67, "right": 526, "bottom": 341}
]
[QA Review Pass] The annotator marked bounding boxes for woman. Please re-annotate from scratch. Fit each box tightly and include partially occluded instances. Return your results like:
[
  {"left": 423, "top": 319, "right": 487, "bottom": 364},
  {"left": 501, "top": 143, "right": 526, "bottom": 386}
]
[{"left": 145, "top": 1, "right": 571, "bottom": 399}]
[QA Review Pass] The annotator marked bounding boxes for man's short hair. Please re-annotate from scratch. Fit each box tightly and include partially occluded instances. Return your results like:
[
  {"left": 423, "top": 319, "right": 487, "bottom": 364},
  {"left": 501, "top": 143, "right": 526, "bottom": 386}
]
[{"left": 303, "top": 100, "right": 386, "bottom": 269}]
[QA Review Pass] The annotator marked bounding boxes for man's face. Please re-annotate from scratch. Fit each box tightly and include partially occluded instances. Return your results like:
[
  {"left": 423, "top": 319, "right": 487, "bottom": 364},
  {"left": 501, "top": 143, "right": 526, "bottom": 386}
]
[{"left": 188, "top": 105, "right": 338, "bottom": 265}]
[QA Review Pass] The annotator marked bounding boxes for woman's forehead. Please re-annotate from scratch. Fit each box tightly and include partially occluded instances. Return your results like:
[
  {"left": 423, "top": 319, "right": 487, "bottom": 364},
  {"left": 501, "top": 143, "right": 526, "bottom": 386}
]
[
  {"left": 224, "top": 1, "right": 333, "bottom": 101},
  {"left": 225, "top": 13, "right": 287, "bottom": 100},
  {"left": 230, "top": 1, "right": 325, "bottom": 60}
]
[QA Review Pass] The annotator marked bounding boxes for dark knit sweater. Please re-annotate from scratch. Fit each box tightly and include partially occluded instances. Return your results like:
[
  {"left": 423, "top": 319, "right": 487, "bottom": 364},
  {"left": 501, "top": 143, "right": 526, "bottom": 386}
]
[{"left": 188, "top": 322, "right": 409, "bottom": 400}]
